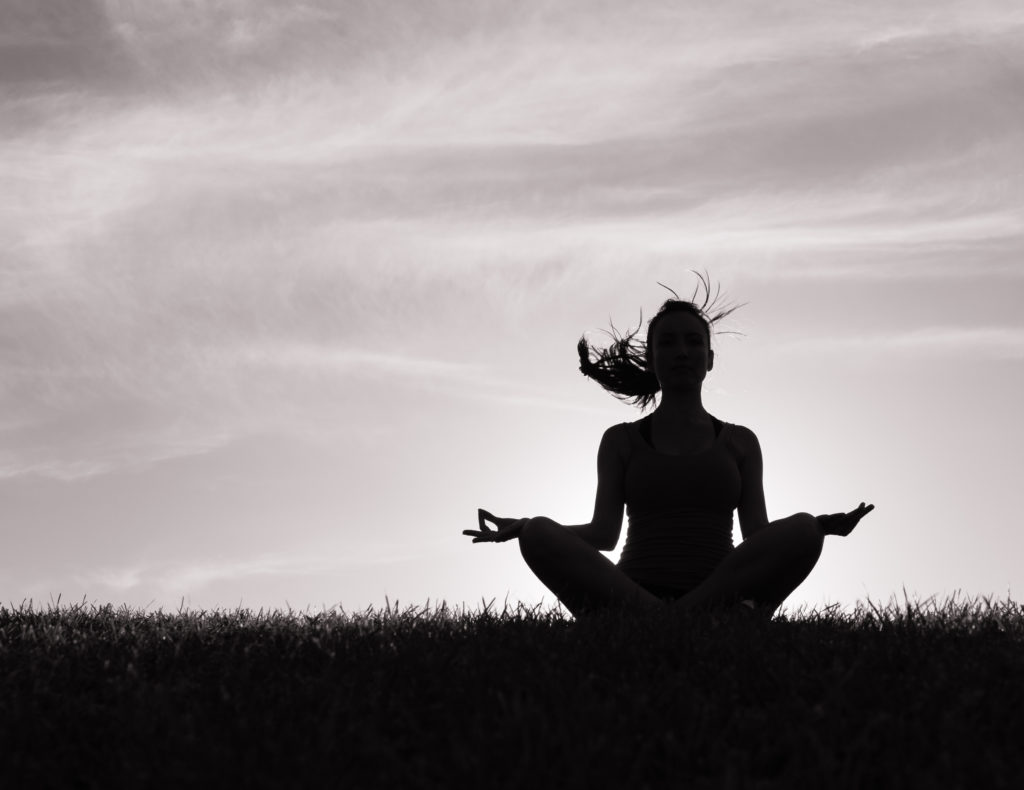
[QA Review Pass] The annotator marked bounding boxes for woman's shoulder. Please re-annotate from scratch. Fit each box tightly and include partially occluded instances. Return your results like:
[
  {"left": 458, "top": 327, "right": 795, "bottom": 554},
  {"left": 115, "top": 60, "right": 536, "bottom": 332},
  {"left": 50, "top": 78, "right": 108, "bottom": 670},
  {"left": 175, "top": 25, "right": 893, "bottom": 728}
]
[
  {"left": 607, "top": 417, "right": 647, "bottom": 434},
  {"left": 722, "top": 421, "right": 760, "bottom": 462},
  {"left": 601, "top": 421, "right": 638, "bottom": 460},
  {"left": 723, "top": 420, "right": 756, "bottom": 439},
  {"left": 606, "top": 420, "right": 637, "bottom": 442}
]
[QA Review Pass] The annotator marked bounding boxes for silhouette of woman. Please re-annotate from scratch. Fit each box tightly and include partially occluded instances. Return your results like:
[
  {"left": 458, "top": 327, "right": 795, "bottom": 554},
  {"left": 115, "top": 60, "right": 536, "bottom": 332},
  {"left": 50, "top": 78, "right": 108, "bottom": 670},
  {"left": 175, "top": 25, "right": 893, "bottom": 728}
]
[{"left": 464, "top": 273, "right": 874, "bottom": 618}]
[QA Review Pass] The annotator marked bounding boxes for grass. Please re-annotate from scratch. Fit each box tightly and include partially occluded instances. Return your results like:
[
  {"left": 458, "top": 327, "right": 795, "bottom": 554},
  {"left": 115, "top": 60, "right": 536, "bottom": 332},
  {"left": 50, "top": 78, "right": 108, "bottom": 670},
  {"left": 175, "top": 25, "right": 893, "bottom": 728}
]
[{"left": 2, "top": 593, "right": 1022, "bottom": 789}]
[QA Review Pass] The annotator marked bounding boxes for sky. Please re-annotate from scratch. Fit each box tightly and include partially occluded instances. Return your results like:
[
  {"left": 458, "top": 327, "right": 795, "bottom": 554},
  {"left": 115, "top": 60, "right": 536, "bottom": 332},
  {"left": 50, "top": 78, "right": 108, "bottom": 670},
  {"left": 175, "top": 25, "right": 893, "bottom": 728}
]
[{"left": 2, "top": 0, "right": 1023, "bottom": 615}]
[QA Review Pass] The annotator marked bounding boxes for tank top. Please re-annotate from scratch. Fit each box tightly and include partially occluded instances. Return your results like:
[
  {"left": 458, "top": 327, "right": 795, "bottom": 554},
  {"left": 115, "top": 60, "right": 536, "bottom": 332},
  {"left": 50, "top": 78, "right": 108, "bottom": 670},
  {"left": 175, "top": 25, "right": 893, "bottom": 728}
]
[{"left": 616, "top": 414, "right": 742, "bottom": 597}]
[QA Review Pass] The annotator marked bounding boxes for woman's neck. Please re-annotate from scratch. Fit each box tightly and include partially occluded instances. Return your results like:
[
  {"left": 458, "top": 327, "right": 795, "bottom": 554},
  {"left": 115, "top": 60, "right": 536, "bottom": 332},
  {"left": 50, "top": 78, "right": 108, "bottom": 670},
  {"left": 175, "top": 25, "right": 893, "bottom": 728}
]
[{"left": 654, "top": 389, "right": 708, "bottom": 424}]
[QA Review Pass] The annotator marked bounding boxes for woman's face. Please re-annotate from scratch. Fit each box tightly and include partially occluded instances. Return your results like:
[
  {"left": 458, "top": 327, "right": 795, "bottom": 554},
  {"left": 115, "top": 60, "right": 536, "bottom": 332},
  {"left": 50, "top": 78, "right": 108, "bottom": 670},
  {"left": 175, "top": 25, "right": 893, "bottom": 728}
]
[{"left": 649, "top": 311, "right": 714, "bottom": 389}]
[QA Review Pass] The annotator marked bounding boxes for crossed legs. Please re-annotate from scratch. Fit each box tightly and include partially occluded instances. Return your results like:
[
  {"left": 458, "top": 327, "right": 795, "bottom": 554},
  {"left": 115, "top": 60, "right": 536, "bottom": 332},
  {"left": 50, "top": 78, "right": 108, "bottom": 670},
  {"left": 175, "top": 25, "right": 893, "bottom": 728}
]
[
  {"left": 518, "top": 513, "right": 825, "bottom": 618},
  {"left": 517, "top": 518, "right": 662, "bottom": 616},
  {"left": 673, "top": 513, "right": 824, "bottom": 613}
]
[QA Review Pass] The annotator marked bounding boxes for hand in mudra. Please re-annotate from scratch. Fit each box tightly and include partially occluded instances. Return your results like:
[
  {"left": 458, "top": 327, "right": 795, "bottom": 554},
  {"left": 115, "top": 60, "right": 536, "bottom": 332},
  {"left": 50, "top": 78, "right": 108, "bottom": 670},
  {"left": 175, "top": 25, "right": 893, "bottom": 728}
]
[
  {"left": 818, "top": 502, "right": 875, "bottom": 537},
  {"left": 463, "top": 509, "right": 529, "bottom": 543}
]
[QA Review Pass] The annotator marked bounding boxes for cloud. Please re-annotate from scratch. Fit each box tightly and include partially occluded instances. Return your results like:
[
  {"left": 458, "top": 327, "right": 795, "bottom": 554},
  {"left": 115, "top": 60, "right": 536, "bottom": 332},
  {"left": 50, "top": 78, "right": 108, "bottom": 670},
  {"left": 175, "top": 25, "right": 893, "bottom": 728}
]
[
  {"left": 0, "top": 344, "right": 488, "bottom": 479},
  {"left": 3, "top": 0, "right": 1022, "bottom": 480},
  {"left": 0, "top": 413, "right": 234, "bottom": 480},
  {"left": 6, "top": 2, "right": 1022, "bottom": 247},
  {"left": 779, "top": 326, "right": 1024, "bottom": 360},
  {"left": 74, "top": 542, "right": 438, "bottom": 596},
  {"left": 238, "top": 344, "right": 483, "bottom": 379},
  {"left": 0, "top": 0, "right": 135, "bottom": 89},
  {"left": 87, "top": 565, "right": 145, "bottom": 593}
]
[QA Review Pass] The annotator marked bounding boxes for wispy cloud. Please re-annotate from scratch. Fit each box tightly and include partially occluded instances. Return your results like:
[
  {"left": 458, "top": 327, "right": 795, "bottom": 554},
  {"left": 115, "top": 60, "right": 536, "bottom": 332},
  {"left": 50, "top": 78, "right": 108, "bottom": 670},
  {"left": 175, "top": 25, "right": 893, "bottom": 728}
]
[
  {"left": 3, "top": 1, "right": 1023, "bottom": 613},
  {"left": 779, "top": 327, "right": 1024, "bottom": 360},
  {"left": 0, "top": 345, "right": 486, "bottom": 479},
  {"left": 237, "top": 344, "right": 483, "bottom": 380},
  {"left": 0, "top": 418, "right": 234, "bottom": 481},
  {"left": 75, "top": 543, "right": 438, "bottom": 597},
  {"left": 2, "top": 0, "right": 1022, "bottom": 481}
]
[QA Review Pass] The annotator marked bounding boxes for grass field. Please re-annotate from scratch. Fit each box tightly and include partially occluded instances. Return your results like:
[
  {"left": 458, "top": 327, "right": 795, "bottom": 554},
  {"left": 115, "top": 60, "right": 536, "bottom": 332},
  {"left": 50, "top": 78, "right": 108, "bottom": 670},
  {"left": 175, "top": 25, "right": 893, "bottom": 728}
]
[{"left": 2, "top": 594, "right": 1022, "bottom": 789}]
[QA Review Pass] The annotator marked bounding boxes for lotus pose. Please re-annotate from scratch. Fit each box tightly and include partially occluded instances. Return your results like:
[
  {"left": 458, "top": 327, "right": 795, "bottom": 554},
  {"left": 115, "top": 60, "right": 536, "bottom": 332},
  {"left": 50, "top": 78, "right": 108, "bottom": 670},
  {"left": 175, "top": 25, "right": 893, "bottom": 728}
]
[{"left": 464, "top": 275, "right": 874, "bottom": 618}]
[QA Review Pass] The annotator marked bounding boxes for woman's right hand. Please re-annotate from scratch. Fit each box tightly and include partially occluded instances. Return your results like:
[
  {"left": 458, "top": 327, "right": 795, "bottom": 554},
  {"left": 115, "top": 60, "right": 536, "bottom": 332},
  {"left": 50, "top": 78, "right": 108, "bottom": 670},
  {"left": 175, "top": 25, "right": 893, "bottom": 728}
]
[
  {"left": 463, "top": 509, "right": 529, "bottom": 543},
  {"left": 817, "top": 502, "right": 875, "bottom": 537}
]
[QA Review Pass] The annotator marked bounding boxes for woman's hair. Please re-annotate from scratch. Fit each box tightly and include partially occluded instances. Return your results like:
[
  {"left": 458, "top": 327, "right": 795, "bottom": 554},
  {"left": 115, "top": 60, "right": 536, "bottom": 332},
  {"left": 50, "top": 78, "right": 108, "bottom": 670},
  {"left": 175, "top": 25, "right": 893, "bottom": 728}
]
[{"left": 577, "top": 271, "right": 745, "bottom": 411}]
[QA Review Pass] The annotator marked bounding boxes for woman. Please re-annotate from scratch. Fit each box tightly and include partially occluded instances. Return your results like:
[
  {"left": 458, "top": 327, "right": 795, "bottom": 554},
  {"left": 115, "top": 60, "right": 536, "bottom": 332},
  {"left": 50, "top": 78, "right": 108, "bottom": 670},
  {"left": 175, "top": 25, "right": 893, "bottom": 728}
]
[{"left": 463, "top": 276, "right": 874, "bottom": 618}]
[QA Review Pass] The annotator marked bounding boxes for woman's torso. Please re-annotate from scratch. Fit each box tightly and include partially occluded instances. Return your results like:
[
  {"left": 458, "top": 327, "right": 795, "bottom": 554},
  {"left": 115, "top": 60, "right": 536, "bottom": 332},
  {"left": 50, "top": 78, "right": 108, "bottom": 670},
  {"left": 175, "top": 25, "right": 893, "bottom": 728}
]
[{"left": 616, "top": 413, "right": 743, "bottom": 597}]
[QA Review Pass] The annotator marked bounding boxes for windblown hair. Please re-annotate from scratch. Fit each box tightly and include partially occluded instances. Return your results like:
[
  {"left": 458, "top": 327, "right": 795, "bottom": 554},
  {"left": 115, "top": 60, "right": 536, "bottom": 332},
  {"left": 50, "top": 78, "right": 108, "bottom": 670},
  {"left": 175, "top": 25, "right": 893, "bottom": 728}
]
[{"left": 577, "top": 271, "right": 745, "bottom": 411}]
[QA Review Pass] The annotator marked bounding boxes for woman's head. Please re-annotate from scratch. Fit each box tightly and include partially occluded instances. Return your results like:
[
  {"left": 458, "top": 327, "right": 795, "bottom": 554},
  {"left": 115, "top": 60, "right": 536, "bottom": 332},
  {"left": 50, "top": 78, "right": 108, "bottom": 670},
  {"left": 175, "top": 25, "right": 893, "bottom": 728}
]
[
  {"left": 577, "top": 272, "right": 743, "bottom": 410},
  {"left": 644, "top": 302, "right": 715, "bottom": 389}
]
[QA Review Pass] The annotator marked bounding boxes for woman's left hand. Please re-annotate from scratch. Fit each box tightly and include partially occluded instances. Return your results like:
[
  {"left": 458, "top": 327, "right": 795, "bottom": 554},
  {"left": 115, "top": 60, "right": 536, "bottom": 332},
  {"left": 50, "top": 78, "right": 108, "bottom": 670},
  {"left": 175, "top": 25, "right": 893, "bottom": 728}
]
[
  {"left": 817, "top": 502, "right": 875, "bottom": 537},
  {"left": 463, "top": 509, "right": 530, "bottom": 543}
]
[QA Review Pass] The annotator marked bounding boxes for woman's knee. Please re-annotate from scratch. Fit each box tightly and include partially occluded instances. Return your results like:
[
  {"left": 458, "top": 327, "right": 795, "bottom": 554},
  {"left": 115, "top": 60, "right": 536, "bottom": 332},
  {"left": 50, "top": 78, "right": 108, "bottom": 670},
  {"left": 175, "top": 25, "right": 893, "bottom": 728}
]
[
  {"left": 794, "top": 512, "right": 824, "bottom": 557},
  {"left": 779, "top": 513, "right": 824, "bottom": 557},
  {"left": 518, "top": 516, "right": 557, "bottom": 558}
]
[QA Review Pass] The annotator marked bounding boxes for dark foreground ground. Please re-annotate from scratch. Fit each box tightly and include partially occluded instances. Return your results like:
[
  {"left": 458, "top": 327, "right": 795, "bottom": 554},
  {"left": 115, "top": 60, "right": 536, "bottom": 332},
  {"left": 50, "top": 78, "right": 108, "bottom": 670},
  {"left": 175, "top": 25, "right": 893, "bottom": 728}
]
[{"left": 1, "top": 595, "right": 1022, "bottom": 789}]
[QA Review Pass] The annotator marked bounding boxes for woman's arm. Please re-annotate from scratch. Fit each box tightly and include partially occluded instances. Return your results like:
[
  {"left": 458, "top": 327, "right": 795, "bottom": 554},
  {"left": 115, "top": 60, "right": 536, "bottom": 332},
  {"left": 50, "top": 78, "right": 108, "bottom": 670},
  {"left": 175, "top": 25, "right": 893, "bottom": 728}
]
[
  {"left": 731, "top": 425, "right": 876, "bottom": 540},
  {"left": 466, "top": 425, "right": 628, "bottom": 552},
  {"left": 734, "top": 425, "right": 770, "bottom": 540},
  {"left": 563, "top": 424, "right": 627, "bottom": 551}
]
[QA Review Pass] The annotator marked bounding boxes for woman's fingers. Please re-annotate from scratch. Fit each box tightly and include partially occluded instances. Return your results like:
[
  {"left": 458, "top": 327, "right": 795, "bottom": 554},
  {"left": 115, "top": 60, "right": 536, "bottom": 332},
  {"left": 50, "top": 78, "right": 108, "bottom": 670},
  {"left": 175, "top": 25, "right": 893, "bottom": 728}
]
[
  {"left": 468, "top": 510, "right": 530, "bottom": 543},
  {"left": 478, "top": 508, "right": 512, "bottom": 529},
  {"left": 478, "top": 510, "right": 506, "bottom": 533},
  {"left": 852, "top": 503, "right": 874, "bottom": 520},
  {"left": 466, "top": 510, "right": 495, "bottom": 541},
  {"left": 840, "top": 503, "right": 873, "bottom": 534},
  {"left": 466, "top": 510, "right": 506, "bottom": 542},
  {"left": 480, "top": 508, "right": 524, "bottom": 530},
  {"left": 818, "top": 503, "right": 873, "bottom": 537}
]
